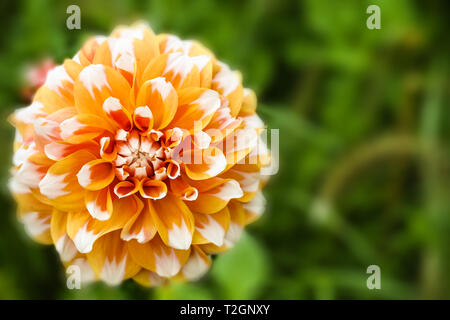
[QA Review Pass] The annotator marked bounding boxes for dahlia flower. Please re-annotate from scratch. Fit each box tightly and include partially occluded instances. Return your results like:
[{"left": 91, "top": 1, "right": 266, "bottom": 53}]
[{"left": 9, "top": 23, "right": 271, "bottom": 286}]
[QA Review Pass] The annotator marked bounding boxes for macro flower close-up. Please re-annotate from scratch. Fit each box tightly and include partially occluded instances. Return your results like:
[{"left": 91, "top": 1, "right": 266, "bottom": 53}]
[{"left": 8, "top": 23, "right": 271, "bottom": 286}]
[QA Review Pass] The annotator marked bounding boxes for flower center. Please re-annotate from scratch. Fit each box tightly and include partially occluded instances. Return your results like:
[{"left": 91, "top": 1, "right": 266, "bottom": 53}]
[{"left": 112, "top": 128, "right": 182, "bottom": 181}]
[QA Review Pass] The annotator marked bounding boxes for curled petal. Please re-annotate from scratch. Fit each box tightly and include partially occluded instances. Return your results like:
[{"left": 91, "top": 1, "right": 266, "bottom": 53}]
[
  {"left": 139, "top": 178, "right": 167, "bottom": 200},
  {"left": 77, "top": 159, "right": 115, "bottom": 191},
  {"left": 99, "top": 136, "right": 117, "bottom": 161},
  {"left": 102, "top": 97, "right": 132, "bottom": 130},
  {"left": 114, "top": 178, "right": 140, "bottom": 198},
  {"left": 169, "top": 177, "right": 198, "bottom": 201},
  {"left": 133, "top": 106, "right": 154, "bottom": 133},
  {"left": 165, "top": 160, "right": 181, "bottom": 179}
]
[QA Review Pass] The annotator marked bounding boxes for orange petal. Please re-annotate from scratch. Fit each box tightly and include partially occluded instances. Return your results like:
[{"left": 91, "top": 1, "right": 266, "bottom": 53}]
[
  {"left": 102, "top": 96, "right": 132, "bottom": 130},
  {"left": 128, "top": 235, "right": 190, "bottom": 277},
  {"left": 20, "top": 211, "right": 52, "bottom": 245},
  {"left": 133, "top": 106, "right": 154, "bottom": 133},
  {"left": 77, "top": 159, "right": 115, "bottom": 191},
  {"left": 149, "top": 194, "right": 195, "bottom": 250},
  {"left": 186, "top": 179, "right": 243, "bottom": 214},
  {"left": 204, "top": 105, "right": 242, "bottom": 143},
  {"left": 192, "top": 208, "right": 230, "bottom": 246},
  {"left": 200, "top": 201, "right": 246, "bottom": 254},
  {"left": 75, "top": 36, "right": 107, "bottom": 66},
  {"left": 50, "top": 210, "right": 77, "bottom": 262},
  {"left": 165, "top": 160, "right": 181, "bottom": 179},
  {"left": 133, "top": 269, "right": 166, "bottom": 287},
  {"left": 67, "top": 195, "right": 143, "bottom": 253},
  {"left": 86, "top": 230, "right": 141, "bottom": 285},
  {"left": 141, "top": 52, "right": 201, "bottom": 90},
  {"left": 169, "top": 88, "right": 220, "bottom": 131},
  {"left": 114, "top": 178, "right": 140, "bottom": 198},
  {"left": 74, "top": 64, "right": 132, "bottom": 118},
  {"left": 179, "top": 246, "right": 211, "bottom": 281},
  {"left": 42, "top": 64, "right": 75, "bottom": 104},
  {"left": 211, "top": 62, "right": 243, "bottom": 117},
  {"left": 13, "top": 151, "right": 51, "bottom": 192},
  {"left": 239, "top": 88, "right": 257, "bottom": 116},
  {"left": 219, "top": 165, "right": 261, "bottom": 202},
  {"left": 60, "top": 113, "right": 115, "bottom": 144},
  {"left": 99, "top": 136, "right": 117, "bottom": 161},
  {"left": 219, "top": 126, "right": 258, "bottom": 170},
  {"left": 121, "top": 199, "right": 157, "bottom": 243},
  {"left": 39, "top": 150, "right": 96, "bottom": 211},
  {"left": 241, "top": 191, "right": 266, "bottom": 224},
  {"left": 45, "top": 140, "right": 99, "bottom": 161},
  {"left": 85, "top": 187, "right": 113, "bottom": 221},
  {"left": 136, "top": 77, "right": 178, "bottom": 129},
  {"left": 169, "top": 177, "right": 198, "bottom": 201},
  {"left": 138, "top": 178, "right": 167, "bottom": 200},
  {"left": 182, "top": 147, "right": 227, "bottom": 180}
]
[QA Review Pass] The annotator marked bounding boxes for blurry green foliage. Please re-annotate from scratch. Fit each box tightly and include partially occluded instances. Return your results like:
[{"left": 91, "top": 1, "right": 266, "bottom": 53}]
[{"left": 0, "top": 0, "right": 449, "bottom": 299}]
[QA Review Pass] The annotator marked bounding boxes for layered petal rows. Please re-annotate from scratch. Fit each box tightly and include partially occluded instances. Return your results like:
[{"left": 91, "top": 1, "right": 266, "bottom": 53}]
[{"left": 9, "top": 23, "right": 271, "bottom": 286}]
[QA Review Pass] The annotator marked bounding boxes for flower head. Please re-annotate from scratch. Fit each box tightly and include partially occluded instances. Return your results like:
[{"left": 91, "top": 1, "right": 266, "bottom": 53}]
[{"left": 9, "top": 23, "right": 271, "bottom": 286}]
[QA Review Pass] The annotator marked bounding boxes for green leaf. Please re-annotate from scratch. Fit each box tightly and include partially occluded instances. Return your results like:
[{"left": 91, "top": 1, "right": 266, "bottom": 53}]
[
  {"left": 154, "top": 282, "right": 214, "bottom": 300},
  {"left": 211, "top": 232, "right": 269, "bottom": 299}
]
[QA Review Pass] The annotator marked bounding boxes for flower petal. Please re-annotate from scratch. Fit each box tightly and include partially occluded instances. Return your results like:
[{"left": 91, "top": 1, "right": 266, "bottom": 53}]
[
  {"left": 136, "top": 77, "right": 178, "bottom": 129},
  {"left": 86, "top": 230, "right": 141, "bottom": 285},
  {"left": 74, "top": 64, "right": 132, "bottom": 118},
  {"left": 192, "top": 208, "right": 230, "bottom": 246},
  {"left": 50, "top": 210, "right": 77, "bottom": 262},
  {"left": 67, "top": 195, "right": 143, "bottom": 253},
  {"left": 149, "top": 193, "right": 195, "bottom": 250},
  {"left": 39, "top": 150, "right": 96, "bottom": 211},
  {"left": 128, "top": 235, "right": 190, "bottom": 278},
  {"left": 132, "top": 269, "right": 166, "bottom": 287},
  {"left": 179, "top": 246, "right": 211, "bottom": 281},
  {"left": 121, "top": 199, "right": 158, "bottom": 243},
  {"left": 182, "top": 147, "right": 227, "bottom": 180},
  {"left": 77, "top": 159, "right": 115, "bottom": 191},
  {"left": 114, "top": 178, "right": 140, "bottom": 198},
  {"left": 211, "top": 62, "right": 243, "bottom": 117},
  {"left": 186, "top": 179, "right": 243, "bottom": 214},
  {"left": 138, "top": 178, "right": 167, "bottom": 200},
  {"left": 169, "top": 88, "right": 220, "bottom": 131},
  {"left": 85, "top": 187, "right": 113, "bottom": 221}
]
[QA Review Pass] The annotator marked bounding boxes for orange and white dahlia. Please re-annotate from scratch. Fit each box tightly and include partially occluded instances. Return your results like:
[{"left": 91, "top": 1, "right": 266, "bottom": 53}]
[{"left": 9, "top": 23, "right": 271, "bottom": 286}]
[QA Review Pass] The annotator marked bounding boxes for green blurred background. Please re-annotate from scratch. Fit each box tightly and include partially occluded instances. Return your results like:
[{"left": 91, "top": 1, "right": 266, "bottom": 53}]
[{"left": 0, "top": 0, "right": 449, "bottom": 299}]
